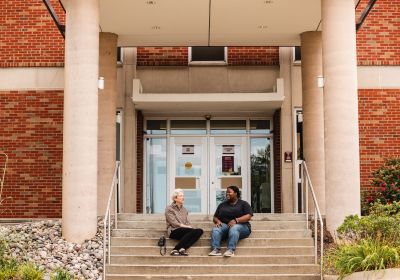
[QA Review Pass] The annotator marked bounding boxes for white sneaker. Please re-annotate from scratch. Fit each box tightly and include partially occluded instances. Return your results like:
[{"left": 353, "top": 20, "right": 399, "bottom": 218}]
[
  {"left": 223, "top": 249, "right": 235, "bottom": 257},
  {"left": 208, "top": 248, "right": 222, "bottom": 256}
]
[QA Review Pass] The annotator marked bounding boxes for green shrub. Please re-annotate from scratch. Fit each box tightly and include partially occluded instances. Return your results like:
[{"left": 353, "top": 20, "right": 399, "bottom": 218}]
[
  {"left": 16, "top": 263, "right": 43, "bottom": 280},
  {"left": 51, "top": 268, "right": 73, "bottom": 280},
  {"left": 365, "top": 158, "right": 400, "bottom": 209},
  {"left": 332, "top": 239, "right": 400, "bottom": 279},
  {"left": 337, "top": 202, "right": 400, "bottom": 246},
  {"left": 0, "top": 258, "right": 18, "bottom": 280}
]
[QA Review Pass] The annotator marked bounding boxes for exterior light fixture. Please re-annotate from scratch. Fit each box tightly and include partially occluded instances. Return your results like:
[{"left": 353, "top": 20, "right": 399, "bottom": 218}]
[
  {"left": 98, "top": 77, "right": 105, "bottom": 90},
  {"left": 317, "top": 75, "right": 324, "bottom": 88}
]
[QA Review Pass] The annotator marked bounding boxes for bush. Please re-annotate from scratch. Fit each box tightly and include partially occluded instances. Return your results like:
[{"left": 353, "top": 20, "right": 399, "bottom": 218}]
[
  {"left": 332, "top": 239, "right": 400, "bottom": 279},
  {"left": 324, "top": 201, "right": 400, "bottom": 278},
  {"left": 365, "top": 158, "right": 400, "bottom": 210},
  {"left": 0, "top": 258, "right": 18, "bottom": 280},
  {"left": 16, "top": 263, "right": 43, "bottom": 280},
  {"left": 337, "top": 203, "right": 400, "bottom": 246},
  {"left": 51, "top": 268, "right": 73, "bottom": 280}
]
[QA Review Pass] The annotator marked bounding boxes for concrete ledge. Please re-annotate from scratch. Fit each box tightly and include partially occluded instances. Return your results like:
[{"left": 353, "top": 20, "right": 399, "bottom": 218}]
[
  {"left": 0, "top": 67, "right": 64, "bottom": 90},
  {"left": 325, "top": 268, "right": 400, "bottom": 280}
]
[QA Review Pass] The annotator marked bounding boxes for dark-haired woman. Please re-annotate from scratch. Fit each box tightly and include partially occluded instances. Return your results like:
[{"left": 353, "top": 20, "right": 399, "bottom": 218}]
[{"left": 209, "top": 185, "right": 253, "bottom": 257}]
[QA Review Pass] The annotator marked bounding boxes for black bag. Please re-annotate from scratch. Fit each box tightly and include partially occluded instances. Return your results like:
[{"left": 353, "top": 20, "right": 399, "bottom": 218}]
[{"left": 157, "top": 235, "right": 166, "bottom": 256}]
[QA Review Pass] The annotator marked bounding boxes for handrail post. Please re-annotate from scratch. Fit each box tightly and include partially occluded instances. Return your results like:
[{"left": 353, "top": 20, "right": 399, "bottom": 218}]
[
  {"left": 305, "top": 166, "right": 309, "bottom": 229},
  {"left": 314, "top": 207, "right": 317, "bottom": 264},
  {"left": 103, "top": 219, "right": 106, "bottom": 280},
  {"left": 114, "top": 175, "right": 118, "bottom": 230},
  {"left": 301, "top": 161, "right": 324, "bottom": 280},
  {"left": 102, "top": 161, "right": 121, "bottom": 279}
]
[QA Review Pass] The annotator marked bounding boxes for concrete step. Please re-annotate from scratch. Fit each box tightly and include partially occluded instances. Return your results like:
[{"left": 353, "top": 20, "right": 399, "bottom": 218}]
[
  {"left": 106, "top": 274, "right": 320, "bottom": 280},
  {"left": 118, "top": 213, "right": 307, "bottom": 222},
  {"left": 117, "top": 221, "right": 307, "bottom": 230},
  {"left": 111, "top": 237, "right": 314, "bottom": 247},
  {"left": 106, "top": 264, "right": 320, "bottom": 275},
  {"left": 112, "top": 229, "right": 312, "bottom": 238},
  {"left": 110, "top": 255, "right": 316, "bottom": 265},
  {"left": 111, "top": 246, "right": 315, "bottom": 256}
]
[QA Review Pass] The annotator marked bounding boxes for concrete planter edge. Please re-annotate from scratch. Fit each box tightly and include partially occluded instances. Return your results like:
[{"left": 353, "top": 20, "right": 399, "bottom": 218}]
[{"left": 324, "top": 268, "right": 400, "bottom": 280}]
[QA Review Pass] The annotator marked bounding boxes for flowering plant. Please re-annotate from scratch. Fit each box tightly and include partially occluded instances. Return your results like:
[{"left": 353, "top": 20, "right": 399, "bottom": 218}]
[
  {"left": 361, "top": 158, "right": 400, "bottom": 215},
  {"left": 371, "top": 158, "right": 400, "bottom": 204}
]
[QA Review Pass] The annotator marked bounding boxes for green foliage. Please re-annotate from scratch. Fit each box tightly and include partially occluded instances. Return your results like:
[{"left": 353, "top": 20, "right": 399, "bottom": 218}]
[
  {"left": 51, "top": 268, "right": 73, "bottom": 280},
  {"left": 365, "top": 158, "right": 400, "bottom": 210},
  {"left": 337, "top": 201, "right": 400, "bottom": 246},
  {"left": 325, "top": 201, "right": 400, "bottom": 277},
  {"left": 332, "top": 239, "right": 400, "bottom": 279},
  {"left": 0, "top": 258, "right": 18, "bottom": 280},
  {"left": 16, "top": 263, "right": 43, "bottom": 280}
]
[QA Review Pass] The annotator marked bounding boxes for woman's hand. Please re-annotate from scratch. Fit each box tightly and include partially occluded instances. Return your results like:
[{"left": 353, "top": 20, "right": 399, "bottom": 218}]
[
  {"left": 228, "top": 219, "right": 237, "bottom": 228},
  {"left": 180, "top": 224, "right": 193, "bottom": 228},
  {"left": 213, "top": 217, "right": 222, "bottom": 228}
]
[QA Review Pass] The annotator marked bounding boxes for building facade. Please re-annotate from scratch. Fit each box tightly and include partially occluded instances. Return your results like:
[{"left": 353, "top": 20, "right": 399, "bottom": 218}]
[{"left": 0, "top": 0, "right": 399, "bottom": 243}]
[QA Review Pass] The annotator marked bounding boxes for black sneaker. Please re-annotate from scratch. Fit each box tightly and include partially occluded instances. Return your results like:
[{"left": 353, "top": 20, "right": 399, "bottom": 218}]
[
  {"left": 179, "top": 248, "right": 189, "bottom": 256},
  {"left": 170, "top": 249, "right": 180, "bottom": 256}
]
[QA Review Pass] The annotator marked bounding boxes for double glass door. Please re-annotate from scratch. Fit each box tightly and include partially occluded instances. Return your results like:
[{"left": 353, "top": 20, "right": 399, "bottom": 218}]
[
  {"left": 145, "top": 118, "right": 273, "bottom": 214},
  {"left": 169, "top": 137, "right": 246, "bottom": 214}
]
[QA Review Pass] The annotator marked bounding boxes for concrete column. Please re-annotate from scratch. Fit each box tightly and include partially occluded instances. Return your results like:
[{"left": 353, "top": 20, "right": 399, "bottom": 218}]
[
  {"left": 322, "top": 0, "right": 360, "bottom": 232},
  {"left": 279, "top": 47, "right": 294, "bottom": 213},
  {"left": 98, "top": 33, "right": 118, "bottom": 215},
  {"left": 300, "top": 31, "right": 326, "bottom": 215},
  {"left": 122, "top": 48, "right": 137, "bottom": 213},
  {"left": 63, "top": 0, "right": 99, "bottom": 243}
]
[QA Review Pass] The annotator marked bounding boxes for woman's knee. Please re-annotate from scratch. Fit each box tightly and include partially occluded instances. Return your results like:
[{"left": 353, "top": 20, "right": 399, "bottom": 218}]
[{"left": 228, "top": 226, "right": 240, "bottom": 237}]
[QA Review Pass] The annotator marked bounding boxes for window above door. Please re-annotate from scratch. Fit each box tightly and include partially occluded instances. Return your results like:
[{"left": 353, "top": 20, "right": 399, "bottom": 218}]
[{"left": 189, "top": 47, "right": 228, "bottom": 65}]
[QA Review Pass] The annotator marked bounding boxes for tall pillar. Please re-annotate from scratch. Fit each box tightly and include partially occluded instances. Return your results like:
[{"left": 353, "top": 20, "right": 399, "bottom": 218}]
[
  {"left": 279, "top": 47, "right": 294, "bottom": 213},
  {"left": 300, "top": 31, "right": 326, "bottom": 215},
  {"left": 122, "top": 48, "right": 137, "bottom": 213},
  {"left": 322, "top": 0, "right": 360, "bottom": 232},
  {"left": 98, "top": 33, "right": 118, "bottom": 215},
  {"left": 63, "top": 0, "right": 99, "bottom": 243}
]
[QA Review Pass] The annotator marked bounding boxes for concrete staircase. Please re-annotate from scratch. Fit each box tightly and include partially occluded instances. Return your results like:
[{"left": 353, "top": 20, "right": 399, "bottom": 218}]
[{"left": 106, "top": 213, "right": 320, "bottom": 280}]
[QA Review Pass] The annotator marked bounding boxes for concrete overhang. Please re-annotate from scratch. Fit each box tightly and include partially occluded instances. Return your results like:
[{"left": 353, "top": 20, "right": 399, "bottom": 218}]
[
  {"left": 97, "top": 0, "right": 322, "bottom": 46},
  {"left": 131, "top": 79, "right": 285, "bottom": 117}
]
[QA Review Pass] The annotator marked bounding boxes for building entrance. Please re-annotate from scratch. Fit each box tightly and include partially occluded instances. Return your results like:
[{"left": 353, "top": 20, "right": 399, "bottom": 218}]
[{"left": 144, "top": 119, "right": 273, "bottom": 214}]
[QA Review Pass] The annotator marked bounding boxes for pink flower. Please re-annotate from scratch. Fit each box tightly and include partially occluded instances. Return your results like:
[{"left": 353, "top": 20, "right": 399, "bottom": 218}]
[
  {"left": 381, "top": 186, "right": 386, "bottom": 192},
  {"left": 380, "top": 182, "right": 387, "bottom": 187}
]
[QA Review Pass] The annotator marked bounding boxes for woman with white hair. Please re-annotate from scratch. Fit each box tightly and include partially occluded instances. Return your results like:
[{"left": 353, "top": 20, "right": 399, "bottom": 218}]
[{"left": 165, "top": 189, "right": 204, "bottom": 256}]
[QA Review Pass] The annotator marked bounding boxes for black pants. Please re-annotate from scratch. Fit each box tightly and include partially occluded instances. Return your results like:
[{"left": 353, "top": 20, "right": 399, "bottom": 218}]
[{"left": 169, "top": 228, "right": 203, "bottom": 250}]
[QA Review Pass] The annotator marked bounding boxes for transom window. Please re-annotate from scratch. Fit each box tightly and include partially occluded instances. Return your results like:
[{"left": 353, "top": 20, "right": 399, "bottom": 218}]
[
  {"left": 145, "top": 119, "right": 271, "bottom": 135},
  {"left": 189, "top": 47, "right": 227, "bottom": 65}
]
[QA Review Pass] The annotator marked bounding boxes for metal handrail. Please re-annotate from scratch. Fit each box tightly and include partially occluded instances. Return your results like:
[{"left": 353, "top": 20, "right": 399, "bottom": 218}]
[
  {"left": 301, "top": 161, "right": 324, "bottom": 280},
  {"left": 0, "top": 152, "right": 8, "bottom": 199},
  {"left": 103, "top": 161, "right": 120, "bottom": 280}
]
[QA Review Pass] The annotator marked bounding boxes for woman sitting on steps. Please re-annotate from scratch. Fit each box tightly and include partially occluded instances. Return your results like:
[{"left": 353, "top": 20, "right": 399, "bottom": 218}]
[{"left": 165, "top": 189, "right": 204, "bottom": 256}]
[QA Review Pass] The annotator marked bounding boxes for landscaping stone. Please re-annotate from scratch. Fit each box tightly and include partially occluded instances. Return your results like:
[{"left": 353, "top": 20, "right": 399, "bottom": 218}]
[{"left": 0, "top": 218, "right": 106, "bottom": 280}]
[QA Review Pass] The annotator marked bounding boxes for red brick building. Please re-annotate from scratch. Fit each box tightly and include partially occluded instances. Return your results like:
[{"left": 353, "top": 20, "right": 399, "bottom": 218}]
[{"left": 0, "top": 0, "right": 399, "bottom": 242}]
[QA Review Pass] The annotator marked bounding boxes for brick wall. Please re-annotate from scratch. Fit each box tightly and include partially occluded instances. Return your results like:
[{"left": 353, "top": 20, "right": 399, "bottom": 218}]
[
  {"left": 228, "top": 47, "right": 279, "bottom": 65},
  {"left": 136, "top": 111, "right": 144, "bottom": 213},
  {"left": 356, "top": 0, "right": 400, "bottom": 65},
  {"left": 358, "top": 89, "right": 400, "bottom": 197},
  {"left": 137, "top": 47, "right": 188, "bottom": 66},
  {"left": 0, "top": 0, "right": 65, "bottom": 67},
  {"left": 0, "top": 90, "right": 63, "bottom": 218},
  {"left": 137, "top": 47, "right": 280, "bottom": 66},
  {"left": 273, "top": 109, "right": 282, "bottom": 213}
]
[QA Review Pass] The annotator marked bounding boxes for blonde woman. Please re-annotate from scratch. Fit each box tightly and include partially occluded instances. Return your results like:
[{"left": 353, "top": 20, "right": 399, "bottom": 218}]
[{"left": 165, "top": 189, "right": 203, "bottom": 256}]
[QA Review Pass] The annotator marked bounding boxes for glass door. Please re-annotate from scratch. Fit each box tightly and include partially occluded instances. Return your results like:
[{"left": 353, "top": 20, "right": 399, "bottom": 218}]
[
  {"left": 209, "top": 137, "right": 248, "bottom": 214},
  {"left": 169, "top": 137, "right": 207, "bottom": 213}
]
